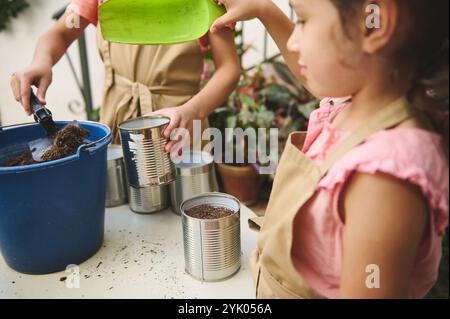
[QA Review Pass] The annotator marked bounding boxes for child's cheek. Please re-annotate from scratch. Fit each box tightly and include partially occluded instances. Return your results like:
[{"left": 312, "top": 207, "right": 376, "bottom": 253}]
[
  {"left": 298, "top": 14, "right": 357, "bottom": 97},
  {"left": 300, "top": 30, "right": 336, "bottom": 87}
]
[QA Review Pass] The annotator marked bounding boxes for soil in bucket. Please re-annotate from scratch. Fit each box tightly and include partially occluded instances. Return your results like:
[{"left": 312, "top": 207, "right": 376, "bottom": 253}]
[
  {"left": 185, "top": 204, "right": 234, "bottom": 219},
  {"left": 1, "top": 125, "right": 90, "bottom": 167}
]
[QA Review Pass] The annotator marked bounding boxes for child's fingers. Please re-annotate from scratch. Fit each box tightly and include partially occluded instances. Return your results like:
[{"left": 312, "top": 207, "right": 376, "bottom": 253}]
[
  {"left": 210, "top": 10, "right": 240, "bottom": 33},
  {"left": 20, "top": 79, "right": 32, "bottom": 116},
  {"left": 10, "top": 74, "right": 21, "bottom": 103},
  {"left": 167, "top": 134, "right": 190, "bottom": 156},
  {"left": 165, "top": 140, "right": 178, "bottom": 154},
  {"left": 37, "top": 77, "right": 51, "bottom": 105},
  {"left": 163, "top": 116, "right": 181, "bottom": 139}
]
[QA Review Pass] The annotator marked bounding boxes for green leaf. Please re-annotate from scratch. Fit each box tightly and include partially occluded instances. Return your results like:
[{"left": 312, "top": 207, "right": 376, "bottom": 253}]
[
  {"left": 238, "top": 111, "right": 255, "bottom": 126},
  {"left": 240, "top": 95, "right": 258, "bottom": 111},
  {"left": 271, "top": 61, "right": 305, "bottom": 95},
  {"left": 261, "top": 85, "right": 294, "bottom": 109},
  {"left": 213, "top": 107, "right": 230, "bottom": 114},
  {"left": 226, "top": 115, "right": 237, "bottom": 129},
  {"left": 297, "top": 100, "right": 320, "bottom": 119}
]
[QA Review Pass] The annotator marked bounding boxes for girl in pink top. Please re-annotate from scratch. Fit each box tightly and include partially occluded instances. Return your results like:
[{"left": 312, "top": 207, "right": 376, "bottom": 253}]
[{"left": 212, "top": 0, "right": 449, "bottom": 298}]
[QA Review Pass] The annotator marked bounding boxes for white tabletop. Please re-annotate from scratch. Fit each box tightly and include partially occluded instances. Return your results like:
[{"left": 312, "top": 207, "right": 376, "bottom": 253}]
[{"left": 0, "top": 204, "right": 259, "bottom": 299}]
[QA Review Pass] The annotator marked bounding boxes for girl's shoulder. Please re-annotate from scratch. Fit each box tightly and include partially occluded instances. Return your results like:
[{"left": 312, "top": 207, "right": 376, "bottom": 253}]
[{"left": 318, "top": 123, "right": 449, "bottom": 235}]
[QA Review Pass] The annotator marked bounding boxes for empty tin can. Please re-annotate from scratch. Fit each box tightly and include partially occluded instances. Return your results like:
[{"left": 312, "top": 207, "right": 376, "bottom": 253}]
[
  {"left": 118, "top": 116, "right": 176, "bottom": 188},
  {"left": 129, "top": 184, "right": 170, "bottom": 214},
  {"left": 105, "top": 145, "right": 129, "bottom": 208},
  {"left": 170, "top": 151, "right": 216, "bottom": 215},
  {"left": 181, "top": 193, "right": 241, "bottom": 282}
]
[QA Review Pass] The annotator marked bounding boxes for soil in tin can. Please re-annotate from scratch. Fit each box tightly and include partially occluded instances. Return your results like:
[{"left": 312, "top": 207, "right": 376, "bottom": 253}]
[{"left": 185, "top": 204, "right": 235, "bottom": 219}]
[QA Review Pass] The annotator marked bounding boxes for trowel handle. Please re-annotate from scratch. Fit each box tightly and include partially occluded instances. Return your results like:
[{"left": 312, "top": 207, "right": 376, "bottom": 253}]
[
  {"left": 30, "top": 91, "right": 53, "bottom": 124},
  {"left": 30, "top": 91, "right": 57, "bottom": 136}
]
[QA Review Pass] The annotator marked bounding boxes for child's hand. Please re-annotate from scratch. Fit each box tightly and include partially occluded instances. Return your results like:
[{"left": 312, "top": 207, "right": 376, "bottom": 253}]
[
  {"left": 145, "top": 104, "right": 198, "bottom": 153},
  {"left": 210, "top": 0, "right": 271, "bottom": 32},
  {"left": 10, "top": 62, "right": 53, "bottom": 116}
]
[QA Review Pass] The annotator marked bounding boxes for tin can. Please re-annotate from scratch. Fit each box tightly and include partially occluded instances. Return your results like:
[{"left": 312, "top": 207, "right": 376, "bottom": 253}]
[
  {"left": 118, "top": 116, "right": 176, "bottom": 187},
  {"left": 181, "top": 193, "right": 241, "bottom": 282},
  {"left": 105, "top": 145, "right": 129, "bottom": 207},
  {"left": 129, "top": 184, "right": 170, "bottom": 214},
  {"left": 170, "top": 151, "right": 216, "bottom": 215}
]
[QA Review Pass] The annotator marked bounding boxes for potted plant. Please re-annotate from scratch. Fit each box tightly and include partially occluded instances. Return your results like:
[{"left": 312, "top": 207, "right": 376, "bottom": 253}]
[
  {"left": 209, "top": 61, "right": 319, "bottom": 205},
  {"left": 261, "top": 61, "right": 320, "bottom": 152},
  {"left": 208, "top": 68, "right": 273, "bottom": 205}
]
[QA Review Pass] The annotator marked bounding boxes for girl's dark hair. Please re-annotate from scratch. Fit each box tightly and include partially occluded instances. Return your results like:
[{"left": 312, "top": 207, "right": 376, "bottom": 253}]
[{"left": 331, "top": 0, "right": 449, "bottom": 154}]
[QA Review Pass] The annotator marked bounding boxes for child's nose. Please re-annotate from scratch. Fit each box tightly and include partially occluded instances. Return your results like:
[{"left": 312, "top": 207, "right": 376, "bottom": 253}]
[{"left": 287, "top": 28, "right": 301, "bottom": 53}]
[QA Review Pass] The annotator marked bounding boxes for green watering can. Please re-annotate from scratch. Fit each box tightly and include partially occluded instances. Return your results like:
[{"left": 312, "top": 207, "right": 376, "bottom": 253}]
[{"left": 99, "top": 0, "right": 226, "bottom": 45}]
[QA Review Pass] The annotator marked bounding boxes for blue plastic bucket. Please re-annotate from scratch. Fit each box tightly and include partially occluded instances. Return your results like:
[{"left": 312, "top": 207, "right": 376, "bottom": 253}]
[{"left": 0, "top": 121, "right": 112, "bottom": 274}]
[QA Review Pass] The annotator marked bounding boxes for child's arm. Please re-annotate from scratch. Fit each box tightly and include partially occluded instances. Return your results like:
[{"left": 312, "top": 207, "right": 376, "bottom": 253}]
[
  {"left": 211, "top": 0, "right": 304, "bottom": 83},
  {"left": 10, "top": 11, "right": 89, "bottom": 115},
  {"left": 340, "top": 172, "right": 428, "bottom": 298},
  {"left": 150, "top": 28, "right": 241, "bottom": 152}
]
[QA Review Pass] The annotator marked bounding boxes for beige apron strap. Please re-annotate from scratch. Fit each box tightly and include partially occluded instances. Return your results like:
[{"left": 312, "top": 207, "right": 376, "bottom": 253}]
[
  {"left": 319, "top": 97, "right": 415, "bottom": 176},
  {"left": 135, "top": 81, "right": 154, "bottom": 115},
  {"left": 98, "top": 26, "right": 114, "bottom": 88},
  {"left": 249, "top": 217, "right": 265, "bottom": 232}
]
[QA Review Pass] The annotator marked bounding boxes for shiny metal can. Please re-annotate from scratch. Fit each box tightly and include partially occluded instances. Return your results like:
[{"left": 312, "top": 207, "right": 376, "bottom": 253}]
[
  {"left": 129, "top": 184, "right": 170, "bottom": 214},
  {"left": 170, "top": 151, "right": 216, "bottom": 215},
  {"left": 181, "top": 193, "right": 241, "bottom": 282},
  {"left": 105, "top": 145, "right": 129, "bottom": 207},
  {"left": 118, "top": 116, "right": 176, "bottom": 188}
]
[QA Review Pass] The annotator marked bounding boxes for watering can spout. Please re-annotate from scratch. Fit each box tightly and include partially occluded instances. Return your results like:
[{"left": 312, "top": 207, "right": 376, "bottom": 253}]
[{"left": 99, "top": 0, "right": 226, "bottom": 45}]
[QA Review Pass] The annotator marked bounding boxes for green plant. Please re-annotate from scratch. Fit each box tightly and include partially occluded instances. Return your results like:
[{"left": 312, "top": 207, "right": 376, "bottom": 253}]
[
  {"left": 209, "top": 62, "right": 319, "bottom": 168},
  {"left": 90, "top": 107, "right": 101, "bottom": 122},
  {"left": 263, "top": 61, "right": 319, "bottom": 148},
  {"left": 0, "top": 0, "right": 29, "bottom": 32},
  {"left": 209, "top": 68, "right": 275, "bottom": 166}
]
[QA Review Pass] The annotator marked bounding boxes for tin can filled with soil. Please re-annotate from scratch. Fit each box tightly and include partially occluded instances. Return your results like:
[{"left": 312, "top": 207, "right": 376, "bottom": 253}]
[
  {"left": 181, "top": 193, "right": 241, "bottom": 282},
  {"left": 118, "top": 116, "right": 176, "bottom": 187}
]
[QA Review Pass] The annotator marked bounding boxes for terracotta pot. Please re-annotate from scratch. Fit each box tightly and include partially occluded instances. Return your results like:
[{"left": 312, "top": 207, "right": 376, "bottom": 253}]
[{"left": 217, "top": 163, "right": 261, "bottom": 206}]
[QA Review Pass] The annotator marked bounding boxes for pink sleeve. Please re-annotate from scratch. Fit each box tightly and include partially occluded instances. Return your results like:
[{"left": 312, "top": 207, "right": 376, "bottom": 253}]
[
  {"left": 318, "top": 130, "right": 449, "bottom": 236},
  {"left": 68, "top": 0, "right": 99, "bottom": 26}
]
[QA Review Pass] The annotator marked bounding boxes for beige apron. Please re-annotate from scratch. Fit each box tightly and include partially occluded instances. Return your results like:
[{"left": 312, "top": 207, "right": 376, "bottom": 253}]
[
  {"left": 250, "top": 97, "right": 416, "bottom": 299},
  {"left": 96, "top": 28, "right": 205, "bottom": 144}
]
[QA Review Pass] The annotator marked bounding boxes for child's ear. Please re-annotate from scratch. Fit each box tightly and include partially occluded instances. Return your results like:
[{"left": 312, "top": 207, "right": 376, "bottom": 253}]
[{"left": 361, "top": 0, "right": 399, "bottom": 54}]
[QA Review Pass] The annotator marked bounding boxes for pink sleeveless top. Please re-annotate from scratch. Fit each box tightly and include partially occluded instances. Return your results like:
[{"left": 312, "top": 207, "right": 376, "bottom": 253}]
[{"left": 292, "top": 98, "right": 449, "bottom": 299}]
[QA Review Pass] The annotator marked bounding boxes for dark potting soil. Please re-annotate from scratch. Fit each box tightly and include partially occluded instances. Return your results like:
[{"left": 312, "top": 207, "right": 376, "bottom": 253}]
[
  {"left": 1, "top": 125, "right": 90, "bottom": 167},
  {"left": 1, "top": 149, "right": 37, "bottom": 167},
  {"left": 41, "top": 125, "right": 90, "bottom": 162},
  {"left": 185, "top": 205, "right": 235, "bottom": 219}
]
